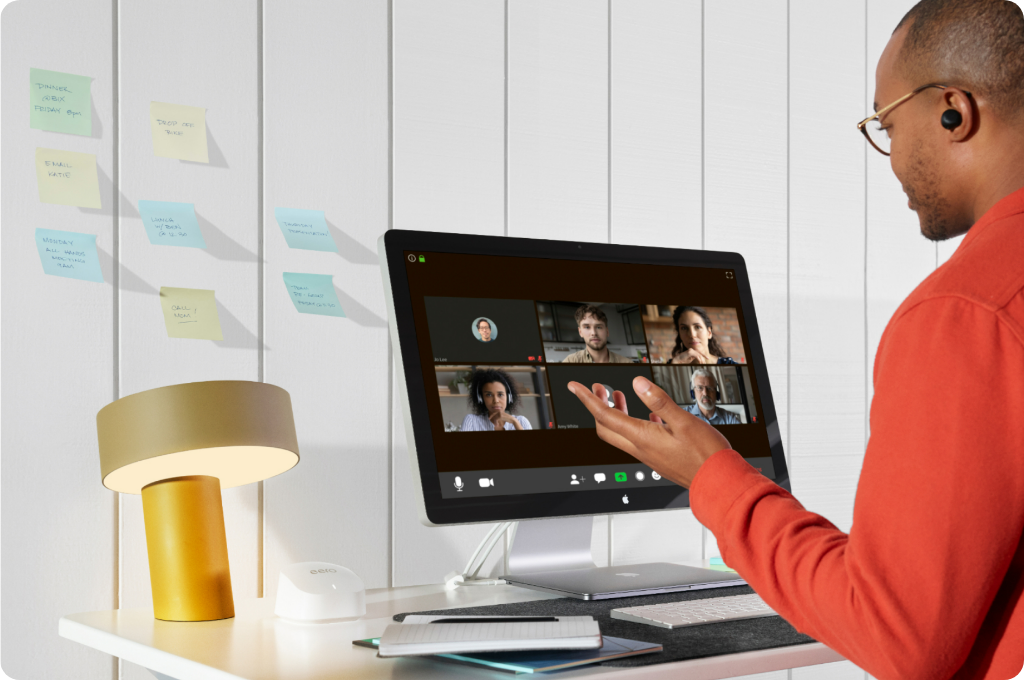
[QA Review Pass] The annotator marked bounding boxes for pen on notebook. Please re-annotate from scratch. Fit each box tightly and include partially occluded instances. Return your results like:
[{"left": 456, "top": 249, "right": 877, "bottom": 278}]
[{"left": 429, "top": 617, "right": 559, "bottom": 624}]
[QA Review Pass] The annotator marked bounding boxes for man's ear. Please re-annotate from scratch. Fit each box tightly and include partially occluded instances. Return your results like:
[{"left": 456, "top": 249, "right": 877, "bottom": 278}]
[{"left": 941, "top": 87, "right": 975, "bottom": 142}]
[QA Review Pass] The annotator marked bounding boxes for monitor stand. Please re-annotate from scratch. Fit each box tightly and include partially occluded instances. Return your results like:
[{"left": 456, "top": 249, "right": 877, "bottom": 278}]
[{"left": 501, "top": 516, "right": 745, "bottom": 600}]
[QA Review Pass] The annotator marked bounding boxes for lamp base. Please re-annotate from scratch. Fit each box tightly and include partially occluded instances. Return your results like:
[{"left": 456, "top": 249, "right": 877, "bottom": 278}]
[{"left": 141, "top": 475, "right": 234, "bottom": 621}]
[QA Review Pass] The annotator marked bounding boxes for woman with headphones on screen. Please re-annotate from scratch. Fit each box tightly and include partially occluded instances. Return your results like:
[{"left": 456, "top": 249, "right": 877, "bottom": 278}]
[
  {"left": 668, "top": 306, "right": 739, "bottom": 365},
  {"left": 459, "top": 368, "right": 533, "bottom": 431}
]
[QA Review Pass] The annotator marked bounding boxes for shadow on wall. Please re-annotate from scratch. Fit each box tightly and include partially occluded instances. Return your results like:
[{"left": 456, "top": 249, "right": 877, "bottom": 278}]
[
  {"left": 325, "top": 219, "right": 380, "bottom": 265},
  {"left": 180, "top": 125, "right": 229, "bottom": 169},
  {"left": 79, "top": 164, "right": 139, "bottom": 219},
  {"left": 194, "top": 211, "right": 258, "bottom": 262},
  {"left": 333, "top": 286, "right": 386, "bottom": 328}
]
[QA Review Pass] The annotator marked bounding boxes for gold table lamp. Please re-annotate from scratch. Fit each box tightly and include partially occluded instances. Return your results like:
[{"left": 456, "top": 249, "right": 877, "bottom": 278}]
[{"left": 96, "top": 381, "right": 299, "bottom": 622}]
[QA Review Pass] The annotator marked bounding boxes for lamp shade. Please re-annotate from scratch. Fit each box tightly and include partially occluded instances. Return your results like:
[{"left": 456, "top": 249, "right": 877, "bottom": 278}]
[{"left": 97, "top": 381, "right": 299, "bottom": 494}]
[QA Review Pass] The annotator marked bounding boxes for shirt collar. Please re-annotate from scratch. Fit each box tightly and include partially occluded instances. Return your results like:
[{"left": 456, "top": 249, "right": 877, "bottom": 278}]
[{"left": 959, "top": 185, "right": 1024, "bottom": 251}]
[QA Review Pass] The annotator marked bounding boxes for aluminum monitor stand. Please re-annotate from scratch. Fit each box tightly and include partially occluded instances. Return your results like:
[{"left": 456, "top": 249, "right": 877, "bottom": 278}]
[{"left": 501, "top": 517, "right": 745, "bottom": 600}]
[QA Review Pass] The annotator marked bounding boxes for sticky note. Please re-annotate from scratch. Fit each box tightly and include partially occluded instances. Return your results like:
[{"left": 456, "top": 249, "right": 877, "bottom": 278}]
[
  {"left": 274, "top": 207, "right": 337, "bottom": 252},
  {"left": 30, "top": 68, "right": 92, "bottom": 136},
  {"left": 282, "top": 273, "right": 346, "bottom": 317},
  {"left": 138, "top": 200, "right": 206, "bottom": 248},
  {"left": 34, "top": 228, "right": 104, "bottom": 282},
  {"left": 150, "top": 102, "right": 208, "bottom": 163},
  {"left": 35, "top": 147, "right": 102, "bottom": 208},
  {"left": 159, "top": 287, "right": 223, "bottom": 340}
]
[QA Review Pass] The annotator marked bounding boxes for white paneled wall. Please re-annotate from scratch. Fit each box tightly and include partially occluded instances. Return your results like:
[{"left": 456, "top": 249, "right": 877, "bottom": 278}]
[{"left": 1, "top": 1, "right": 966, "bottom": 679}]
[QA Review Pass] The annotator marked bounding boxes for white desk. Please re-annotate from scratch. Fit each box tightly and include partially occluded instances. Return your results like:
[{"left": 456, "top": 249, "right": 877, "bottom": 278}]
[{"left": 60, "top": 584, "right": 844, "bottom": 680}]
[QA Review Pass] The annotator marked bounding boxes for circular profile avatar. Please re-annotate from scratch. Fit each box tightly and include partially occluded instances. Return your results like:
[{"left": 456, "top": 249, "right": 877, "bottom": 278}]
[{"left": 472, "top": 317, "right": 498, "bottom": 343}]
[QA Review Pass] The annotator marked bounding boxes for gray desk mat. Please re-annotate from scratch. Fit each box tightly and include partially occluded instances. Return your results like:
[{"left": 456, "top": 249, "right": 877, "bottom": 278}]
[{"left": 395, "top": 585, "right": 816, "bottom": 668}]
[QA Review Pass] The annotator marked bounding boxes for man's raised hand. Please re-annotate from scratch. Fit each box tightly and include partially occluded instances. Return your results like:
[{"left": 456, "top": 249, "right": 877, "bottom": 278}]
[{"left": 568, "top": 376, "right": 732, "bottom": 488}]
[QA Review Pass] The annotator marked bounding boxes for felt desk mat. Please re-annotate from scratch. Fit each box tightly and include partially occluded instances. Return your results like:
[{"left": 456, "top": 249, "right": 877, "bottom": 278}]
[{"left": 394, "top": 585, "right": 816, "bottom": 668}]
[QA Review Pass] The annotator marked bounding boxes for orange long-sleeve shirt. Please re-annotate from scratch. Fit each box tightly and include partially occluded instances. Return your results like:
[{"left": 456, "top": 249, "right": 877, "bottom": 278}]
[{"left": 691, "top": 186, "right": 1024, "bottom": 680}]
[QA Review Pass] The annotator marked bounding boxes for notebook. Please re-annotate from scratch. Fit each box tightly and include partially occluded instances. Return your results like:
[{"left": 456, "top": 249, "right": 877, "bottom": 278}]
[{"left": 376, "top": 615, "right": 601, "bottom": 657}]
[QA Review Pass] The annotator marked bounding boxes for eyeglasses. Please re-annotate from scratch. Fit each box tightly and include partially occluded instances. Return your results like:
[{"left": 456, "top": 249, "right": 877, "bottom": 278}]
[{"left": 857, "top": 84, "right": 966, "bottom": 156}]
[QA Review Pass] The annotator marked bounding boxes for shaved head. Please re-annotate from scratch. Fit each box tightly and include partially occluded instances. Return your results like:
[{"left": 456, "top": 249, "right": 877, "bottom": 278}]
[{"left": 894, "top": 0, "right": 1024, "bottom": 122}]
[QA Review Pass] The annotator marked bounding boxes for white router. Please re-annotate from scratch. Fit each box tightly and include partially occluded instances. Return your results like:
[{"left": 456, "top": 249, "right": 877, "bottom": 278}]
[{"left": 275, "top": 561, "right": 365, "bottom": 623}]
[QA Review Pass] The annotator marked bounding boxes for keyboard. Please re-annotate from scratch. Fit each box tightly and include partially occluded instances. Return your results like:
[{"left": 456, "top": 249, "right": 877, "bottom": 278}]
[{"left": 610, "top": 593, "right": 777, "bottom": 629}]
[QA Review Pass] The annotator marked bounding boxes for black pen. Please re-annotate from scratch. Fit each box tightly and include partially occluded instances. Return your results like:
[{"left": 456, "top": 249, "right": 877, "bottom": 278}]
[{"left": 429, "top": 616, "right": 559, "bottom": 624}]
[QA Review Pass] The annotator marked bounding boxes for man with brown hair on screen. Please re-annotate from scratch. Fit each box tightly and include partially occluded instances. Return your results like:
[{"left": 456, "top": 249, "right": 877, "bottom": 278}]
[
  {"left": 561, "top": 305, "right": 633, "bottom": 363},
  {"left": 570, "top": 2, "right": 1024, "bottom": 678}
]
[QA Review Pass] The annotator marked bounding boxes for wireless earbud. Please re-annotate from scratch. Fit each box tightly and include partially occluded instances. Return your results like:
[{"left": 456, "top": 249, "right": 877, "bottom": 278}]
[{"left": 941, "top": 109, "right": 962, "bottom": 130}]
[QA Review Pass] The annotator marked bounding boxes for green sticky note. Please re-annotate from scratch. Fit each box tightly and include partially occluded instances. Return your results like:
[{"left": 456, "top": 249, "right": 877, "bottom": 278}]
[
  {"left": 159, "top": 287, "right": 223, "bottom": 340},
  {"left": 35, "top": 147, "right": 102, "bottom": 209},
  {"left": 282, "top": 273, "right": 346, "bottom": 317},
  {"left": 30, "top": 68, "right": 92, "bottom": 136},
  {"left": 34, "top": 228, "right": 104, "bottom": 282}
]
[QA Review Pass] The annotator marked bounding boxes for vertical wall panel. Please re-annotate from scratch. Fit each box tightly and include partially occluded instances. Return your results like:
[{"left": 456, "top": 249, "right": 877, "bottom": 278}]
[
  {"left": 608, "top": 0, "right": 704, "bottom": 567},
  {"left": 703, "top": 2, "right": 788, "bottom": 566},
  {"left": 263, "top": 0, "right": 391, "bottom": 597},
  {"left": 391, "top": 0, "right": 509, "bottom": 586},
  {"left": 0, "top": 2, "right": 116, "bottom": 679},
  {"left": 866, "top": 0, "right": 934, "bottom": 419},
  {"left": 508, "top": 0, "right": 608, "bottom": 243},
  {"left": 117, "top": 2, "right": 259, "bottom": 678},
  {"left": 789, "top": 0, "right": 865, "bottom": 537},
  {"left": 610, "top": 0, "right": 701, "bottom": 250}
]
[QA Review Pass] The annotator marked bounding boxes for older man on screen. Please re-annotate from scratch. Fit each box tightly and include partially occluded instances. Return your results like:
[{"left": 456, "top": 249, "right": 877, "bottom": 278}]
[{"left": 685, "top": 369, "right": 740, "bottom": 425}]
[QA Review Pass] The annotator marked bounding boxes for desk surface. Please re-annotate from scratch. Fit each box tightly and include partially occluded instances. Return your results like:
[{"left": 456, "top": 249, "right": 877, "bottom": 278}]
[{"left": 60, "top": 583, "right": 844, "bottom": 680}]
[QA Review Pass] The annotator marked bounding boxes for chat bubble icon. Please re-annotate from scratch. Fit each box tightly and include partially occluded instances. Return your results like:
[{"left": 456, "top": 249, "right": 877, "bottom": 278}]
[{"left": 594, "top": 473, "right": 606, "bottom": 483}]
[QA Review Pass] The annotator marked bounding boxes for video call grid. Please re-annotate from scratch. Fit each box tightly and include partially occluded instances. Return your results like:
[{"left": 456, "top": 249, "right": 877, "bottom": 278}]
[{"left": 428, "top": 297, "right": 758, "bottom": 432}]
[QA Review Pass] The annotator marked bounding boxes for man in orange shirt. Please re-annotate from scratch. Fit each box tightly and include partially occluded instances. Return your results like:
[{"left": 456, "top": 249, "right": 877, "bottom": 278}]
[{"left": 570, "top": 1, "right": 1024, "bottom": 678}]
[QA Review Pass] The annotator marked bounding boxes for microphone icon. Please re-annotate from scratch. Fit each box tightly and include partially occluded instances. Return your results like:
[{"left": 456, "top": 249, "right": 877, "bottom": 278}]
[{"left": 454, "top": 476, "right": 464, "bottom": 492}]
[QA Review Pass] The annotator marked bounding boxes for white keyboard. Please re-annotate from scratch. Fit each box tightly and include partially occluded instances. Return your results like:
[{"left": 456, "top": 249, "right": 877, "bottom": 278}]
[{"left": 611, "top": 593, "right": 777, "bottom": 629}]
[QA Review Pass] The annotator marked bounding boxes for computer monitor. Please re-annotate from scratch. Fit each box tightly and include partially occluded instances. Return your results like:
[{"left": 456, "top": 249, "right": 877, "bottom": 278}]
[{"left": 379, "top": 230, "right": 790, "bottom": 599}]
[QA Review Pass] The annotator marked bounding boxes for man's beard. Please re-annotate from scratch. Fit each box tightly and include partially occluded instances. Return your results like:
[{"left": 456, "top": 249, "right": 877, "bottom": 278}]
[
  {"left": 588, "top": 338, "right": 607, "bottom": 350},
  {"left": 902, "top": 143, "right": 962, "bottom": 241}
]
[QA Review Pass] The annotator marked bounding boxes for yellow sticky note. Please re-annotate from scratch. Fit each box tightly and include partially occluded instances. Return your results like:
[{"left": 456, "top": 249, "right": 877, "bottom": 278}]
[
  {"left": 35, "top": 148, "right": 101, "bottom": 208},
  {"left": 150, "top": 102, "right": 209, "bottom": 163},
  {"left": 159, "top": 287, "right": 223, "bottom": 340}
]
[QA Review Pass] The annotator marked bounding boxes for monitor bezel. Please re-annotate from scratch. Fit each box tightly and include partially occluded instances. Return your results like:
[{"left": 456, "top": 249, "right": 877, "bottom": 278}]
[{"left": 380, "top": 229, "right": 791, "bottom": 526}]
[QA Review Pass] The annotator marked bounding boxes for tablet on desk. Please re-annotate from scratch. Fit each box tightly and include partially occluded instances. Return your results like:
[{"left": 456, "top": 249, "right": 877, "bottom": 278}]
[{"left": 355, "top": 630, "right": 663, "bottom": 674}]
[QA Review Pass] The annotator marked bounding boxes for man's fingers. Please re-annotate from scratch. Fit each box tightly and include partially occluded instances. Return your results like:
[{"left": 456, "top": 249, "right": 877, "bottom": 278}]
[
  {"left": 632, "top": 376, "right": 687, "bottom": 425},
  {"left": 612, "top": 390, "right": 629, "bottom": 415},
  {"left": 650, "top": 412, "right": 664, "bottom": 424}
]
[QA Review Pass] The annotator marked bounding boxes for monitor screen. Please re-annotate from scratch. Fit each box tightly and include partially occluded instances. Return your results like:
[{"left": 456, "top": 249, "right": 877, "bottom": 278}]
[{"left": 381, "top": 231, "right": 789, "bottom": 525}]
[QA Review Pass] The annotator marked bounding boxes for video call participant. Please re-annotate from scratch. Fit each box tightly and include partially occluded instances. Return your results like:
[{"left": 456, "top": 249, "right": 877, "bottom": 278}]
[
  {"left": 562, "top": 305, "right": 633, "bottom": 364},
  {"left": 459, "top": 368, "right": 533, "bottom": 431},
  {"left": 685, "top": 369, "right": 740, "bottom": 425},
  {"left": 476, "top": 318, "right": 493, "bottom": 342},
  {"left": 669, "top": 306, "right": 738, "bottom": 365}
]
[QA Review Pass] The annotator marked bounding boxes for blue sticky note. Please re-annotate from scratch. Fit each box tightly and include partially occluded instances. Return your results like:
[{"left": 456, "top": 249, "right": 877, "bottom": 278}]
[
  {"left": 282, "top": 272, "right": 346, "bottom": 317},
  {"left": 274, "top": 207, "right": 337, "bottom": 252},
  {"left": 138, "top": 200, "right": 206, "bottom": 248},
  {"left": 35, "top": 228, "right": 104, "bottom": 282}
]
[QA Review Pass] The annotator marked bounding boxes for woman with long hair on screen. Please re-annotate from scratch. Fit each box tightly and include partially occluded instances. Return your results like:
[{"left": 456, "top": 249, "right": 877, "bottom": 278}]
[
  {"left": 668, "top": 306, "right": 738, "bottom": 365},
  {"left": 459, "top": 368, "right": 533, "bottom": 431}
]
